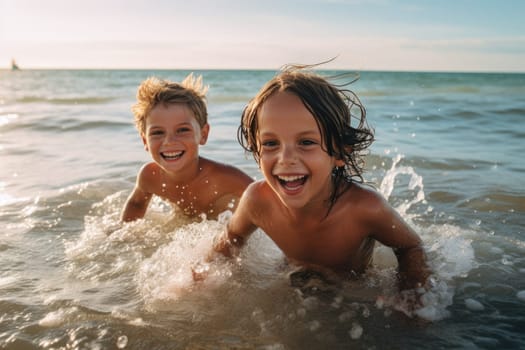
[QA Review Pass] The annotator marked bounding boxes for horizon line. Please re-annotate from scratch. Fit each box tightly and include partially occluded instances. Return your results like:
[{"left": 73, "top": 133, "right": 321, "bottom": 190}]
[{"left": 2, "top": 67, "right": 524, "bottom": 75}]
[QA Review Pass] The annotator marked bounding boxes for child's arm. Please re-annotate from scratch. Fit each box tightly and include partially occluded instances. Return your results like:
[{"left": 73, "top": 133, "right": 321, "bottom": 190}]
[
  {"left": 120, "top": 165, "right": 154, "bottom": 222},
  {"left": 121, "top": 186, "right": 152, "bottom": 222},
  {"left": 212, "top": 183, "right": 259, "bottom": 257},
  {"left": 192, "top": 183, "right": 259, "bottom": 281},
  {"left": 367, "top": 193, "right": 431, "bottom": 290}
]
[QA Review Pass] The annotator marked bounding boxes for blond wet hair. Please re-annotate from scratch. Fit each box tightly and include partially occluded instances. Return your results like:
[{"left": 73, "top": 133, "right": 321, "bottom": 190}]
[{"left": 132, "top": 73, "right": 208, "bottom": 134}]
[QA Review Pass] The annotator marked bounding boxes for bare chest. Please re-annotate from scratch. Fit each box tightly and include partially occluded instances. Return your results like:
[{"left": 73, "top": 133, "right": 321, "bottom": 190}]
[
  {"left": 259, "top": 212, "right": 372, "bottom": 271},
  {"left": 154, "top": 183, "right": 217, "bottom": 217}
]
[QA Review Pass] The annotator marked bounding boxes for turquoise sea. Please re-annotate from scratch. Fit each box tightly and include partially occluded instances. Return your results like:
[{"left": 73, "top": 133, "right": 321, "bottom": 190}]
[{"left": 0, "top": 69, "right": 524, "bottom": 349}]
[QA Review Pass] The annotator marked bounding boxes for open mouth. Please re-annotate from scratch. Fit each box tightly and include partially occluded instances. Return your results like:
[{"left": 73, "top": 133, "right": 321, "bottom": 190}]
[
  {"left": 161, "top": 151, "right": 184, "bottom": 160},
  {"left": 277, "top": 175, "right": 307, "bottom": 191}
]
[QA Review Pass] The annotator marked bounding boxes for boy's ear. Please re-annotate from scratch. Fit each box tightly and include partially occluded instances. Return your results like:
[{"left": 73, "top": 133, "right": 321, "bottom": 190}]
[
  {"left": 199, "top": 123, "right": 210, "bottom": 145},
  {"left": 335, "top": 159, "right": 345, "bottom": 167},
  {"left": 141, "top": 134, "right": 149, "bottom": 151}
]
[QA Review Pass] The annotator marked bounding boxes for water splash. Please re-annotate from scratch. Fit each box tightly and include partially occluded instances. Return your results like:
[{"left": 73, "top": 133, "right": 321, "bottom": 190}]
[
  {"left": 63, "top": 159, "right": 479, "bottom": 326},
  {"left": 136, "top": 216, "right": 230, "bottom": 306},
  {"left": 379, "top": 154, "right": 426, "bottom": 217},
  {"left": 377, "top": 154, "right": 477, "bottom": 321}
]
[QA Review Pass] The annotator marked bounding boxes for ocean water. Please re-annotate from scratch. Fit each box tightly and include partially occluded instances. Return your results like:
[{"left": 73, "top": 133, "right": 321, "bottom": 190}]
[{"left": 0, "top": 68, "right": 524, "bottom": 349}]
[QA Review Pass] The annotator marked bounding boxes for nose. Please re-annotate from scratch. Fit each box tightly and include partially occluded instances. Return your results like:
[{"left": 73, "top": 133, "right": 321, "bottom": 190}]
[
  {"left": 163, "top": 132, "right": 179, "bottom": 144},
  {"left": 278, "top": 143, "right": 297, "bottom": 164}
]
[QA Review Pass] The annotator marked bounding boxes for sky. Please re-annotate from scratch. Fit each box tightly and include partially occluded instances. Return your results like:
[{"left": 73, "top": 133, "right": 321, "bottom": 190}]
[{"left": 1, "top": 0, "right": 524, "bottom": 72}]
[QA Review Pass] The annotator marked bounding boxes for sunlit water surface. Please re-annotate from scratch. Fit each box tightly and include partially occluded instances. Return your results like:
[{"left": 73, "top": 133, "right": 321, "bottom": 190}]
[{"left": 0, "top": 69, "right": 524, "bottom": 349}]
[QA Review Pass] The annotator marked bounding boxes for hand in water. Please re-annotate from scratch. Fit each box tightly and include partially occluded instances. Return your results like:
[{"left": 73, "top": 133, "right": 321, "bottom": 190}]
[
  {"left": 191, "top": 261, "right": 211, "bottom": 281},
  {"left": 379, "top": 275, "right": 437, "bottom": 320}
]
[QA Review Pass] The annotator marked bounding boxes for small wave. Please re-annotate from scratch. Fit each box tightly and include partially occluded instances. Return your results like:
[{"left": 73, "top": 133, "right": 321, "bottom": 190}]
[
  {"left": 459, "top": 191, "right": 525, "bottom": 212},
  {"left": 16, "top": 96, "right": 116, "bottom": 105},
  {"left": 400, "top": 156, "right": 496, "bottom": 172},
  {"left": 455, "top": 110, "right": 482, "bottom": 119},
  {"left": 490, "top": 106, "right": 525, "bottom": 115},
  {"left": 0, "top": 113, "right": 18, "bottom": 127},
  {"left": 434, "top": 86, "right": 481, "bottom": 94},
  {"left": 60, "top": 119, "right": 132, "bottom": 131},
  {"left": 8, "top": 118, "right": 131, "bottom": 133},
  {"left": 359, "top": 90, "right": 390, "bottom": 97}
]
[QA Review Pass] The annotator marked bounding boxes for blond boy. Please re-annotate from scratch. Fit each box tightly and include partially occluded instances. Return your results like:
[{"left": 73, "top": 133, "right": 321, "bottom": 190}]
[{"left": 122, "top": 74, "right": 253, "bottom": 222}]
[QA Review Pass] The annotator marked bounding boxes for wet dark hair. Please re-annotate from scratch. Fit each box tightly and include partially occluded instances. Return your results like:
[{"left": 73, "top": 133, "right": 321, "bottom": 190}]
[{"left": 238, "top": 63, "right": 374, "bottom": 207}]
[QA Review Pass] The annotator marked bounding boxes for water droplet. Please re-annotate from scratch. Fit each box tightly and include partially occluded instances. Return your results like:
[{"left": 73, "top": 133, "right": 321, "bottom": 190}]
[
  {"left": 362, "top": 306, "right": 370, "bottom": 318},
  {"left": 349, "top": 322, "right": 363, "bottom": 339},
  {"left": 309, "top": 320, "right": 321, "bottom": 331},
  {"left": 116, "top": 335, "right": 128, "bottom": 348},
  {"left": 501, "top": 255, "right": 513, "bottom": 265},
  {"left": 465, "top": 298, "right": 484, "bottom": 311}
]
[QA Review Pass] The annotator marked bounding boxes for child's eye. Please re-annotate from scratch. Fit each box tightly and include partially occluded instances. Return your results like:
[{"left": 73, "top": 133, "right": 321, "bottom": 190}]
[
  {"left": 261, "top": 140, "right": 278, "bottom": 148},
  {"left": 177, "top": 127, "right": 191, "bottom": 133},
  {"left": 150, "top": 130, "right": 164, "bottom": 136},
  {"left": 300, "top": 139, "right": 317, "bottom": 146}
]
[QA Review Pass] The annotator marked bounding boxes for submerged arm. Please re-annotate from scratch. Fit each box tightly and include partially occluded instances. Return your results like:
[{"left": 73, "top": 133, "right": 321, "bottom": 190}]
[
  {"left": 192, "top": 183, "right": 259, "bottom": 281},
  {"left": 394, "top": 244, "right": 430, "bottom": 290},
  {"left": 369, "top": 193, "right": 431, "bottom": 290},
  {"left": 212, "top": 183, "right": 258, "bottom": 257}
]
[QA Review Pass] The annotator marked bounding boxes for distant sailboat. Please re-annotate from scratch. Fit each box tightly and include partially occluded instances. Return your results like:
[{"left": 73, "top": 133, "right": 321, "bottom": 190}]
[{"left": 11, "top": 59, "right": 20, "bottom": 71}]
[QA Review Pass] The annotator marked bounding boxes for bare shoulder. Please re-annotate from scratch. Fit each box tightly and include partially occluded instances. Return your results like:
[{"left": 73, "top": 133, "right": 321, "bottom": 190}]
[
  {"left": 201, "top": 158, "right": 252, "bottom": 182},
  {"left": 235, "top": 180, "right": 274, "bottom": 221},
  {"left": 238, "top": 180, "right": 273, "bottom": 208},
  {"left": 347, "top": 182, "right": 385, "bottom": 204},
  {"left": 137, "top": 162, "right": 160, "bottom": 180},
  {"left": 343, "top": 182, "right": 391, "bottom": 219},
  {"left": 201, "top": 157, "right": 250, "bottom": 178},
  {"left": 136, "top": 162, "right": 162, "bottom": 191}
]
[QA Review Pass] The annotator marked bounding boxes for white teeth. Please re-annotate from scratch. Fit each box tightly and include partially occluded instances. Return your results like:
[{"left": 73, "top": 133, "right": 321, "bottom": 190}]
[
  {"left": 277, "top": 175, "right": 305, "bottom": 182},
  {"left": 162, "top": 151, "right": 183, "bottom": 158}
]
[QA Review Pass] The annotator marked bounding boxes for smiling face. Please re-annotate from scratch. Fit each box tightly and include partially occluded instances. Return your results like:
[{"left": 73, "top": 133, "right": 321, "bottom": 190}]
[
  {"left": 257, "top": 91, "right": 344, "bottom": 211},
  {"left": 142, "top": 103, "right": 209, "bottom": 176}
]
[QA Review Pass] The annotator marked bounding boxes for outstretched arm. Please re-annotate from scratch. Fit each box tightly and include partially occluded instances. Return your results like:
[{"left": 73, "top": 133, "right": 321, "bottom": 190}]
[
  {"left": 121, "top": 165, "right": 154, "bottom": 222},
  {"left": 121, "top": 185, "right": 152, "bottom": 222}
]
